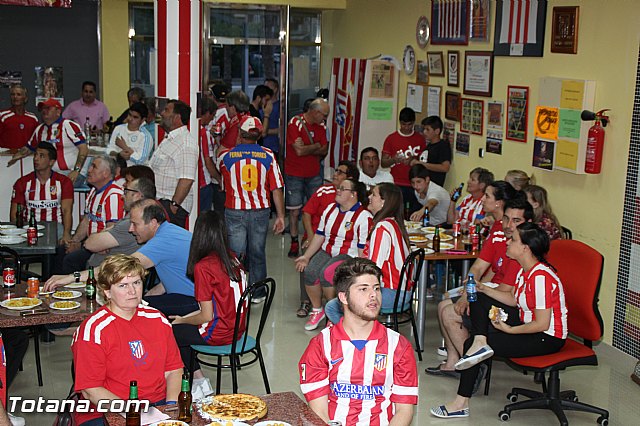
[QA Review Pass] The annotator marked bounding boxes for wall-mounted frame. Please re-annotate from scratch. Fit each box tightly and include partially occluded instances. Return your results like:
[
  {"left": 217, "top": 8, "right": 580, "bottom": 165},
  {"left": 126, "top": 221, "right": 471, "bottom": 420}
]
[
  {"left": 551, "top": 6, "right": 579, "bottom": 54},
  {"left": 416, "top": 60, "right": 429, "bottom": 84},
  {"left": 494, "top": 0, "right": 547, "bottom": 57},
  {"left": 427, "top": 51, "right": 445, "bottom": 77},
  {"left": 447, "top": 51, "right": 459, "bottom": 87},
  {"left": 506, "top": 85, "right": 529, "bottom": 142},
  {"left": 469, "top": 0, "right": 490, "bottom": 41},
  {"left": 487, "top": 100, "right": 504, "bottom": 129},
  {"left": 460, "top": 97, "right": 484, "bottom": 135},
  {"left": 431, "top": 0, "right": 469, "bottom": 45},
  {"left": 445, "top": 91, "right": 460, "bottom": 121},
  {"left": 463, "top": 51, "right": 493, "bottom": 97}
]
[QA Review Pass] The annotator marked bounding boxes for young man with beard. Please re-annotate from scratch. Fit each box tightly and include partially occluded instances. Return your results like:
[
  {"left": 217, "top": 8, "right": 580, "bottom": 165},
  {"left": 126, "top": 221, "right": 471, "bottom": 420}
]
[{"left": 299, "top": 258, "right": 418, "bottom": 425}]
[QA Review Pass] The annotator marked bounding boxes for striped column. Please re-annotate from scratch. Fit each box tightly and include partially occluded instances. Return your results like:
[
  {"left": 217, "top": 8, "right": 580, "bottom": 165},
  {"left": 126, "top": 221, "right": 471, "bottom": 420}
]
[{"left": 156, "top": 0, "right": 202, "bottom": 228}]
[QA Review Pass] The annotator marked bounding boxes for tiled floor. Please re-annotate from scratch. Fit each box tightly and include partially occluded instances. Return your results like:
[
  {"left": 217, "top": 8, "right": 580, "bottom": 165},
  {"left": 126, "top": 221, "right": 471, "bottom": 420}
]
[{"left": 9, "top": 232, "right": 640, "bottom": 425}]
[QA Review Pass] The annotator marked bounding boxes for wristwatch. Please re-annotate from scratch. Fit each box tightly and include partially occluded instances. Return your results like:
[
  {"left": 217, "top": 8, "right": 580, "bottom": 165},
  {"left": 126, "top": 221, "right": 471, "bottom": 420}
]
[{"left": 171, "top": 200, "right": 181, "bottom": 208}]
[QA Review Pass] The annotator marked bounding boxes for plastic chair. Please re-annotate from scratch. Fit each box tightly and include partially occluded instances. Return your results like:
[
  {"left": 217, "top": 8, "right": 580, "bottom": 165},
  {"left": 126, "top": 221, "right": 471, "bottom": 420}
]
[
  {"left": 189, "top": 278, "right": 275, "bottom": 395},
  {"left": 499, "top": 239, "right": 610, "bottom": 425},
  {"left": 379, "top": 248, "right": 424, "bottom": 361}
]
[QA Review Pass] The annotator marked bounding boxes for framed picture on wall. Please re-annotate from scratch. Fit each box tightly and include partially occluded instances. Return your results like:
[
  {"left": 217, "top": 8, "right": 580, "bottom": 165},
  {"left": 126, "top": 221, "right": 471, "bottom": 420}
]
[
  {"left": 494, "top": 0, "right": 547, "bottom": 57},
  {"left": 445, "top": 91, "right": 461, "bottom": 121},
  {"left": 551, "top": 6, "right": 579, "bottom": 54},
  {"left": 460, "top": 97, "right": 484, "bottom": 135},
  {"left": 427, "top": 52, "right": 445, "bottom": 77},
  {"left": 470, "top": 0, "right": 490, "bottom": 41},
  {"left": 431, "top": 0, "right": 469, "bottom": 45},
  {"left": 463, "top": 51, "right": 493, "bottom": 97},
  {"left": 487, "top": 101, "right": 504, "bottom": 129},
  {"left": 447, "top": 51, "right": 459, "bottom": 86},
  {"left": 417, "top": 61, "right": 429, "bottom": 84},
  {"left": 506, "top": 85, "right": 529, "bottom": 142}
]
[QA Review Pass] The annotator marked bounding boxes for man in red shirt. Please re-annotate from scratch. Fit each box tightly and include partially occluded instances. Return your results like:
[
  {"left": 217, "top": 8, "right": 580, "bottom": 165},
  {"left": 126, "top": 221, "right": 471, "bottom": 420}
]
[
  {"left": 284, "top": 98, "right": 329, "bottom": 258},
  {"left": 381, "top": 107, "right": 426, "bottom": 213},
  {"left": 0, "top": 84, "right": 39, "bottom": 150}
]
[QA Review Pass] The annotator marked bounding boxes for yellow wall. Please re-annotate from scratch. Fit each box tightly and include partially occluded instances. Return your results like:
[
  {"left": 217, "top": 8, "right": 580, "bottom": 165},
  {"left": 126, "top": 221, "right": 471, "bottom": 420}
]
[{"left": 324, "top": 0, "right": 640, "bottom": 345}]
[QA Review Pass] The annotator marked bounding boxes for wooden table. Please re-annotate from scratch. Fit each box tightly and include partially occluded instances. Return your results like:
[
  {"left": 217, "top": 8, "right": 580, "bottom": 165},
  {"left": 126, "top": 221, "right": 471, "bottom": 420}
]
[
  {"left": 1, "top": 221, "right": 58, "bottom": 280},
  {"left": 105, "top": 391, "right": 327, "bottom": 426}
]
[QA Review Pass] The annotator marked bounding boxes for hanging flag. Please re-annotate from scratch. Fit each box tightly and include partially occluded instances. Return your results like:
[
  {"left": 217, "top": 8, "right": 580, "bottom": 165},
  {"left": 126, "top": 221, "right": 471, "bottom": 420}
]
[
  {"left": 499, "top": 0, "right": 539, "bottom": 44},
  {"left": 431, "top": 0, "right": 469, "bottom": 45},
  {"left": 328, "top": 58, "right": 366, "bottom": 169}
]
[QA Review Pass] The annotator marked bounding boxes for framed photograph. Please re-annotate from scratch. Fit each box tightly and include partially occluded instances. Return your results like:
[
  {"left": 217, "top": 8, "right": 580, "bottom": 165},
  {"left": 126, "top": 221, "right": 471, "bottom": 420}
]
[
  {"left": 447, "top": 51, "right": 459, "bottom": 87},
  {"left": 443, "top": 121, "right": 456, "bottom": 145},
  {"left": 494, "top": 0, "right": 547, "bottom": 57},
  {"left": 455, "top": 132, "right": 470, "bottom": 156},
  {"left": 431, "top": 0, "right": 469, "bottom": 45},
  {"left": 460, "top": 97, "right": 484, "bottom": 135},
  {"left": 427, "top": 52, "right": 445, "bottom": 77},
  {"left": 470, "top": 0, "right": 490, "bottom": 41},
  {"left": 506, "top": 86, "right": 529, "bottom": 142},
  {"left": 532, "top": 138, "right": 556, "bottom": 170},
  {"left": 487, "top": 101, "right": 504, "bottom": 129},
  {"left": 416, "top": 61, "right": 429, "bottom": 84},
  {"left": 445, "top": 91, "right": 461, "bottom": 121},
  {"left": 463, "top": 51, "right": 493, "bottom": 97},
  {"left": 551, "top": 6, "right": 579, "bottom": 54}
]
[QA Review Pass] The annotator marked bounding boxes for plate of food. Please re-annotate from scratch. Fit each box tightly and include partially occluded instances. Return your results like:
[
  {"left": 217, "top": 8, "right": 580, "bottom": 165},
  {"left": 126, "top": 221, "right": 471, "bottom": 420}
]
[
  {"left": 50, "top": 301, "right": 81, "bottom": 310},
  {"left": 1, "top": 298, "right": 43, "bottom": 310},
  {"left": 409, "top": 235, "right": 429, "bottom": 243},
  {"left": 0, "top": 224, "right": 17, "bottom": 230},
  {"left": 1, "top": 227, "right": 25, "bottom": 236},
  {"left": 421, "top": 226, "right": 436, "bottom": 233},
  {"left": 410, "top": 245, "right": 435, "bottom": 255},
  {"left": 198, "top": 394, "right": 267, "bottom": 422},
  {"left": 52, "top": 290, "right": 82, "bottom": 300},
  {"left": 21, "top": 224, "right": 45, "bottom": 230},
  {"left": 404, "top": 221, "right": 422, "bottom": 231},
  {"left": 64, "top": 282, "right": 86, "bottom": 289},
  {"left": 428, "top": 232, "right": 453, "bottom": 241},
  {"left": 206, "top": 421, "right": 251, "bottom": 426},
  {"left": 0, "top": 235, "right": 25, "bottom": 245},
  {"left": 435, "top": 242, "right": 455, "bottom": 250},
  {"left": 254, "top": 421, "right": 292, "bottom": 426}
]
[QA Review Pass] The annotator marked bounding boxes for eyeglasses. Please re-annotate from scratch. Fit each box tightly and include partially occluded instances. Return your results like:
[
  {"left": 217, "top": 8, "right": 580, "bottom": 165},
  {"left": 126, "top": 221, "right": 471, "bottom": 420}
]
[
  {"left": 335, "top": 169, "right": 348, "bottom": 175},
  {"left": 337, "top": 186, "right": 355, "bottom": 192},
  {"left": 123, "top": 188, "right": 139, "bottom": 194}
]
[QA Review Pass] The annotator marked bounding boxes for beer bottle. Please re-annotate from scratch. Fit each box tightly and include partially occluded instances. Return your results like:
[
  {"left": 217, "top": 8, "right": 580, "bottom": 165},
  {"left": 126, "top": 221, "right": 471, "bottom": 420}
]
[
  {"left": 422, "top": 208, "right": 430, "bottom": 227},
  {"left": 29, "top": 208, "right": 37, "bottom": 228},
  {"left": 86, "top": 267, "right": 96, "bottom": 300},
  {"left": 15, "top": 204, "right": 24, "bottom": 228},
  {"left": 432, "top": 225, "right": 441, "bottom": 253},
  {"left": 451, "top": 182, "right": 464, "bottom": 202},
  {"left": 177, "top": 373, "right": 193, "bottom": 422},
  {"left": 27, "top": 209, "right": 38, "bottom": 246},
  {"left": 126, "top": 380, "right": 141, "bottom": 426},
  {"left": 404, "top": 202, "right": 411, "bottom": 221}
]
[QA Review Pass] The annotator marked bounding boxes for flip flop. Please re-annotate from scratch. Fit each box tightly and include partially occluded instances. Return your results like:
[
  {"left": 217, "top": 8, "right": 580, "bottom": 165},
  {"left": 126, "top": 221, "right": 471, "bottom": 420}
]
[
  {"left": 425, "top": 364, "right": 461, "bottom": 378},
  {"left": 296, "top": 302, "right": 311, "bottom": 318}
]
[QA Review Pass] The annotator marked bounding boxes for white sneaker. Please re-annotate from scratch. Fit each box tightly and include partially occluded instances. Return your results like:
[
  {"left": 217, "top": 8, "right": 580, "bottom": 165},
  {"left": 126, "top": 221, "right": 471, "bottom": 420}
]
[{"left": 8, "top": 413, "right": 25, "bottom": 426}]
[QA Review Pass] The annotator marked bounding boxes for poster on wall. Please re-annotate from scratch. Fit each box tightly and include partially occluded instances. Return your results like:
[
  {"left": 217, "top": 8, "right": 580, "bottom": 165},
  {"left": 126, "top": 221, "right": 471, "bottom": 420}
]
[
  {"left": 35, "top": 66, "right": 64, "bottom": 105},
  {"left": 487, "top": 101, "right": 504, "bottom": 129},
  {"left": 443, "top": 121, "right": 456, "bottom": 146},
  {"left": 370, "top": 61, "right": 395, "bottom": 98},
  {"left": 506, "top": 85, "right": 528, "bottom": 142},
  {"left": 534, "top": 106, "right": 559, "bottom": 140},
  {"left": 532, "top": 138, "right": 555, "bottom": 170},
  {"left": 455, "top": 132, "right": 470, "bottom": 155},
  {"left": 494, "top": 0, "right": 547, "bottom": 57},
  {"left": 486, "top": 129, "right": 503, "bottom": 155},
  {"left": 0, "top": 71, "right": 22, "bottom": 88}
]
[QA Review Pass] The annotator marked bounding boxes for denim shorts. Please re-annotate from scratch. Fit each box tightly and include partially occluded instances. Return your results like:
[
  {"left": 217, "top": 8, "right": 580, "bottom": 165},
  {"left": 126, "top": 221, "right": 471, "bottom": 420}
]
[{"left": 285, "top": 174, "right": 323, "bottom": 209}]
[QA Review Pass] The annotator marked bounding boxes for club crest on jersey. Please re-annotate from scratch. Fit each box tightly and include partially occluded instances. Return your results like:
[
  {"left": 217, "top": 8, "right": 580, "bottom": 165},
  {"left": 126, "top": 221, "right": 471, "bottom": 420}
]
[
  {"left": 344, "top": 221, "right": 353, "bottom": 231},
  {"left": 19, "top": 123, "right": 25, "bottom": 130},
  {"left": 374, "top": 353, "right": 387, "bottom": 371},
  {"left": 50, "top": 186, "right": 57, "bottom": 197},
  {"left": 96, "top": 205, "right": 102, "bottom": 217},
  {"left": 131, "top": 135, "right": 138, "bottom": 142},
  {"left": 497, "top": 257, "right": 503, "bottom": 268},
  {"left": 128, "top": 340, "right": 147, "bottom": 365}
]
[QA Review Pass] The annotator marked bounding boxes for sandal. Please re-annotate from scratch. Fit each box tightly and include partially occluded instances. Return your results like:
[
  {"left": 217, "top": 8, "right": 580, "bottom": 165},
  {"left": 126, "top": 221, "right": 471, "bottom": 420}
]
[{"left": 297, "top": 302, "right": 311, "bottom": 318}]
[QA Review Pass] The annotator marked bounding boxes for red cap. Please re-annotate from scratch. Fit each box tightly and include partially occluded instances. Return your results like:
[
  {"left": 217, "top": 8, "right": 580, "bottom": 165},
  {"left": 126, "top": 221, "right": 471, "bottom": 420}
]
[
  {"left": 239, "top": 116, "right": 264, "bottom": 135},
  {"left": 37, "top": 98, "right": 62, "bottom": 110}
]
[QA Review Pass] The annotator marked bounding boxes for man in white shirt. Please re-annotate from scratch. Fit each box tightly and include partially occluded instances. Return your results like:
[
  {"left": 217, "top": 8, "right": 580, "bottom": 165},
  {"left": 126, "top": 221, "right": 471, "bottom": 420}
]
[
  {"left": 148, "top": 99, "right": 198, "bottom": 228},
  {"left": 358, "top": 147, "right": 394, "bottom": 191},
  {"left": 409, "top": 164, "right": 450, "bottom": 225}
]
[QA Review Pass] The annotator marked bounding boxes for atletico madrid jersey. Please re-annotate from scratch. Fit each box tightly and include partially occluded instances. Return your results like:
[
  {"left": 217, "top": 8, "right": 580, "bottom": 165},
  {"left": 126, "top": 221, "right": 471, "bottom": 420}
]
[
  {"left": 84, "top": 180, "right": 124, "bottom": 236},
  {"left": 302, "top": 184, "right": 337, "bottom": 233},
  {"left": 478, "top": 221, "right": 519, "bottom": 286},
  {"left": 11, "top": 171, "right": 73, "bottom": 224},
  {"left": 198, "top": 124, "right": 217, "bottom": 188},
  {"left": 194, "top": 253, "right": 248, "bottom": 345},
  {"left": 27, "top": 117, "right": 85, "bottom": 172},
  {"left": 219, "top": 143, "right": 284, "bottom": 210},
  {"left": 455, "top": 194, "right": 485, "bottom": 225},
  {"left": 72, "top": 305, "right": 183, "bottom": 424},
  {"left": 316, "top": 202, "right": 372, "bottom": 257},
  {"left": 299, "top": 319, "right": 418, "bottom": 426},
  {"left": 364, "top": 218, "right": 410, "bottom": 290},
  {"left": 0, "top": 108, "right": 39, "bottom": 149}
]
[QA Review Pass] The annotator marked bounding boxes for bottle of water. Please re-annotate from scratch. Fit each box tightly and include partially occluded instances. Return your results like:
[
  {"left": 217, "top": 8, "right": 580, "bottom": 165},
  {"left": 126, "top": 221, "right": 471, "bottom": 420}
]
[
  {"left": 466, "top": 273, "right": 477, "bottom": 302},
  {"left": 84, "top": 116, "right": 92, "bottom": 145}
]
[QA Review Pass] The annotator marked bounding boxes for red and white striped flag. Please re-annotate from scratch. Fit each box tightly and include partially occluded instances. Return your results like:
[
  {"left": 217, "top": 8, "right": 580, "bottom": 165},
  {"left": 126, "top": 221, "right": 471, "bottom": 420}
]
[
  {"left": 436, "top": 0, "right": 465, "bottom": 41},
  {"left": 499, "top": 0, "right": 540, "bottom": 44}
]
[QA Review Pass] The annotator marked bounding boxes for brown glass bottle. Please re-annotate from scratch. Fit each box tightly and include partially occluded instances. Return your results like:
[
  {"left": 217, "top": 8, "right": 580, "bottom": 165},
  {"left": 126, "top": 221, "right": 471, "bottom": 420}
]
[
  {"left": 177, "top": 373, "right": 192, "bottom": 422},
  {"left": 432, "top": 225, "right": 441, "bottom": 252},
  {"left": 126, "top": 380, "right": 141, "bottom": 426}
]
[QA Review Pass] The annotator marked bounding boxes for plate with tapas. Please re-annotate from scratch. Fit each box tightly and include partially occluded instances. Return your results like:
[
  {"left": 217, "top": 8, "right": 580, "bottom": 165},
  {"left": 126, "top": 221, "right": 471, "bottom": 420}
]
[
  {"left": 1, "top": 298, "right": 43, "bottom": 310},
  {"left": 50, "top": 301, "right": 81, "bottom": 310},
  {"left": 52, "top": 290, "right": 82, "bottom": 300}
]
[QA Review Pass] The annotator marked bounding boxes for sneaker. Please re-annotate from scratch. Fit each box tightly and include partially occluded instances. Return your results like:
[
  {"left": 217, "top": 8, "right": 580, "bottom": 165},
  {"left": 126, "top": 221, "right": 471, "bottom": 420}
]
[
  {"left": 288, "top": 240, "right": 300, "bottom": 258},
  {"left": 305, "top": 309, "right": 326, "bottom": 331},
  {"left": 252, "top": 295, "right": 267, "bottom": 304},
  {"left": 8, "top": 413, "right": 25, "bottom": 426},
  {"left": 430, "top": 405, "right": 469, "bottom": 418},
  {"left": 454, "top": 345, "right": 494, "bottom": 370},
  {"left": 437, "top": 346, "right": 448, "bottom": 357}
]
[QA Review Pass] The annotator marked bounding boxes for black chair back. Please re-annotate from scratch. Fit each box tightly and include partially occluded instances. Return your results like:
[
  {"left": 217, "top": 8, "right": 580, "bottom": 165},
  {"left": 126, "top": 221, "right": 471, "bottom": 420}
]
[
  {"left": 0, "top": 247, "right": 21, "bottom": 284},
  {"left": 392, "top": 248, "right": 425, "bottom": 323},
  {"left": 232, "top": 278, "right": 276, "bottom": 356},
  {"left": 561, "top": 226, "right": 573, "bottom": 240}
]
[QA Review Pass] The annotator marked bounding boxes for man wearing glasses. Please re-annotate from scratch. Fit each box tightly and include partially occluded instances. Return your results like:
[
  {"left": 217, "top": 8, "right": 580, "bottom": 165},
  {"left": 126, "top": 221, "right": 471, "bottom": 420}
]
[{"left": 284, "top": 98, "right": 330, "bottom": 258}]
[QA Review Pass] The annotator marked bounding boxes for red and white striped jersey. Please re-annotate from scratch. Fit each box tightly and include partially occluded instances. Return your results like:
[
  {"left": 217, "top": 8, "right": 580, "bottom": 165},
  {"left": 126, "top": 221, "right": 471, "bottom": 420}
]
[
  {"left": 455, "top": 194, "right": 485, "bottom": 225},
  {"left": 0, "top": 108, "right": 39, "bottom": 149},
  {"left": 302, "top": 184, "right": 337, "bottom": 233},
  {"left": 317, "top": 203, "right": 372, "bottom": 257},
  {"left": 218, "top": 143, "right": 283, "bottom": 210},
  {"left": 198, "top": 125, "right": 216, "bottom": 188},
  {"left": 11, "top": 172, "right": 73, "bottom": 223},
  {"left": 514, "top": 262, "right": 568, "bottom": 339},
  {"left": 84, "top": 181, "right": 124, "bottom": 236},
  {"left": 299, "top": 319, "right": 418, "bottom": 426},
  {"left": 27, "top": 117, "right": 86, "bottom": 172},
  {"left": 364, "top": 218, "right": 410, "bottom": 290}
]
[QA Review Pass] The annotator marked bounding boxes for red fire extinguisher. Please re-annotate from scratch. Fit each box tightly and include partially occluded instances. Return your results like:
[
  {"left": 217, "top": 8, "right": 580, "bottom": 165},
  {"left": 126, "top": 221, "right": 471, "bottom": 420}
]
[{"left": 583, "top": 109, "right": 610, "bottom": 174}]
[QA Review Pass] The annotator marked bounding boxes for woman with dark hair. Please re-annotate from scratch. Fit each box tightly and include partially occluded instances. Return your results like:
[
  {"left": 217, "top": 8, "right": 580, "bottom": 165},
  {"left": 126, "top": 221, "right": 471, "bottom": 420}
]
[
  {"left": 431, "top": 223, "right": 567, "bottom": 419},
  {"left": 170, "top": 211, "right": 247, "bottom": 386},
  {"left": 325, "top": 183, "right": 411, "bottom": 324},
  {"left": 295, "top": 177, "right": 373, "bottom": 331},
  {"left": 524, "top": 185, "right": 562, "bottom": 240}
]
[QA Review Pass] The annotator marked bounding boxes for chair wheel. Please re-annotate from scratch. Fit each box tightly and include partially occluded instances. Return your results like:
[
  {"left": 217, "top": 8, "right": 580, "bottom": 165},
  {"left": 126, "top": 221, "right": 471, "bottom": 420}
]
[
  {"left": 597, "top": 416, "right": 608, "bottom": 426},
  {"left": 499, "top": 410, "right": 510, "bottom": 421},
  {"left": 507, "top": 392, "right": 518, "bottom": 402},
  {"left": 571, "top": 396, "right": 578, "bottom": 402}
]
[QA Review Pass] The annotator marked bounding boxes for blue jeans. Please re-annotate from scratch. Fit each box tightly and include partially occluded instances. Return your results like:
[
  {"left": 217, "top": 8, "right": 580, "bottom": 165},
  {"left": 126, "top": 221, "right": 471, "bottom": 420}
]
[
  {"left": 199, "top": 183, "right": 214, "bottom": 213},
  {"left": 284, "top": 174, "right": 323, "bottom": 209},
  {"left": 143, "top": 293, "right": 199, "bottom": 317},
  {"left": 324, "top": 288, "right": 412, "bottom": 324},
  {"left": 225, "top": 208, "right": 270, "bottom": 285}
]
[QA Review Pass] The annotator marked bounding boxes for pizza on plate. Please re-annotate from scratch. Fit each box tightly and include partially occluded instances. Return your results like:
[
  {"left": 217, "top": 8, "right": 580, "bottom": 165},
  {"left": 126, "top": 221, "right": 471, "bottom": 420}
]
[{"left": 200, "top": 394, "right": 267, "bottom": 421}]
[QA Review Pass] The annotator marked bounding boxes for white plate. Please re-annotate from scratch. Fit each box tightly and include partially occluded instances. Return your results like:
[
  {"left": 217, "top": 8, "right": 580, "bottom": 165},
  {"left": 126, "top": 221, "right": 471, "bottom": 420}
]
[
  {"left": 52, "top": 290, "right": 82, "bottom": 300},
  {"left": 434, "top": 242, "right": 455, "bottom": 250},
  {"left": 410, "top": 246, "right": 435, "bottom": 255},
  {"left": 49, "top": 301, "right": 81, "bottom": 310},
  {"left": 254, "top": 421, "right": 292, "bottom": 426},
  {"left": 0, "top": 298, "right": 43, "bottom": 310},
  {"left": 427, "top": 233, "right": 453, "bottom": 241},
  {"left": 0, "top": 224, "right": 17, "bottom": 230},
  {"left": 409, "top": 235, "right": 429, "bottom": 243},
  {"left": 22, "top": 224, "right": 45, "bottom": 230},
  {"left": 0, "top": 235, "right": 25, "bottom": 245},
  {"left": 204, "top": 422, "right": 251, "bottom": 426},
  {"left": 404, "top": 221, "right": 422, "bottom": 230},
  {"left": 20, "top": 232, "right": 44, "bottom": 238},
  {"left": 1, "top": 228, "right": 25, "bottom": 236},
  {"left": 64, "top": 282, "right": 86, "bottom": 289},
  {"left": 421, "top": 226, "right": 436, "bottom": 233}
]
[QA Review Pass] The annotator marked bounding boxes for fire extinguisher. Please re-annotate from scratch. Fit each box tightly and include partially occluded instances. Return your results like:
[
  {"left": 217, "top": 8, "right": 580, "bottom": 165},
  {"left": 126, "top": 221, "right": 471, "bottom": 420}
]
[{"left": 582, "top": 109, "right": 610, "bottom": 174}]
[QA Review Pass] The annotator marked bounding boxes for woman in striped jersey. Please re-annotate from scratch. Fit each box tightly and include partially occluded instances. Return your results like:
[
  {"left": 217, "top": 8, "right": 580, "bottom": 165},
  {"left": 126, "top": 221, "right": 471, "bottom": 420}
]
[{"left": 325, "top": 183, "right": 411, "bottom": 325}]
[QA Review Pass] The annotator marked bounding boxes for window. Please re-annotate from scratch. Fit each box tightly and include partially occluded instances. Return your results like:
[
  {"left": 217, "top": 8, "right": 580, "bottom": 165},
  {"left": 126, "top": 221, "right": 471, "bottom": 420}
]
[{"left": 129, "top": 3, "right": 154, "bottom": 95}]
